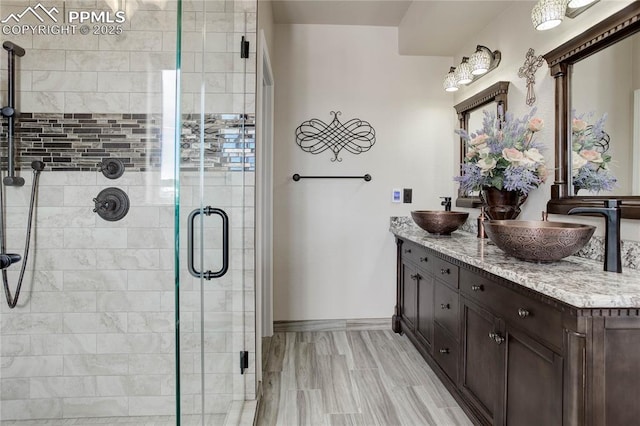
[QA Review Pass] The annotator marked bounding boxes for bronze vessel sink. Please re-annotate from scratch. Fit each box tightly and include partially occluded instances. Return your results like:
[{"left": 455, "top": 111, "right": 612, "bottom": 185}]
[
  {"left": 411, "top": 211, "right": 469, "bottom": 235},
  {"left": 484, "top": 220, "right": 596, "bottom": 262}
]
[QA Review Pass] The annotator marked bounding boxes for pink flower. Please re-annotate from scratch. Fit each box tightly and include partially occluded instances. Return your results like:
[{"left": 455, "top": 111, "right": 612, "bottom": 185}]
[
  {"left": 579, "top": 149, "right": 603, "bottom": 163},
  {"left": 572, "top": 118, "right": 587, "bottom": 132},
  {"left": 502, "top": 148, "right": 524, "bottom": 163},
  {"left": 527, "top": 117, "right": 544, "bottom": 132},
  {"left": 469, "top": 134, "right": 489, "bottom": 146}
]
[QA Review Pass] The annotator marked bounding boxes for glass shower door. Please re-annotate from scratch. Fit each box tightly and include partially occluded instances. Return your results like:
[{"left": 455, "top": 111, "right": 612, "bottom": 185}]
[{"left": 175, "top": 0, "right": 255, "bottom": 423}]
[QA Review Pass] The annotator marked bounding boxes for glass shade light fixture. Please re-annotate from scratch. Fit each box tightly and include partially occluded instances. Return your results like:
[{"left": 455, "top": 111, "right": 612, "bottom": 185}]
[
  {"left": 442, "top": 47, "right": 501, "bottom": 92},
  {"left": 443, "top": 67, "right": 459, "bottom": 92},
  {"left": 469, "top": 45, "right": 500, "bottom": 76},
  {"left": 455, "top": 57, "right": 473, "bottom": 85},
  {"left": 531, "top": 0, "right": 568, "bottom": 31}
]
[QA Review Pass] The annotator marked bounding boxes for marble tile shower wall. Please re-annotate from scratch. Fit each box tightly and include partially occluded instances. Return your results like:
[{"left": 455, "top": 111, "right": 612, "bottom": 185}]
[
  {"left": 0, "top": 0, "right": 257, "bottom": 115},
  {"left": 0, "top": 169, "right": 255, "bottom": 421},
  {"left": 0, "top": 0, "right": 258, "bottom": 420}
]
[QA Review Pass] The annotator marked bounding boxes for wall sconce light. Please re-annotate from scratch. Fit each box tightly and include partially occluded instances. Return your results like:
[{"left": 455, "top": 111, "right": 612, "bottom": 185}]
[
  {"left": 469, "top": 45, "right": 500, "bottom": 75},
  {"left": 443, "top": 67, "right": 459, "bottom": 92},
  {"left": 531, "top": 0, "right": 599, "bottom": 31},
  {"left": 442, "top": 46, "right": 501, "bottom": 92},
  {"left": 455, "top": 57, "right": 473, "bottom": 85}
]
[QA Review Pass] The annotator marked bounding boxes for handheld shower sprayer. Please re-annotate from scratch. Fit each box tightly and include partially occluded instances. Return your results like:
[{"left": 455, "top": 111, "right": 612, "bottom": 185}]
[{"left": 1, "top": 42, "right": 45, "bottom": 308}]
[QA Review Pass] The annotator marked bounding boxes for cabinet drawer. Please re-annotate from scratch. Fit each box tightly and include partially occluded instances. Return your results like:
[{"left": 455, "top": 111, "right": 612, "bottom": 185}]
[
  {"left": 435, "top": 281, "right": 459, "bottom": 337},
  {"left": 434, "top": 323, "right": 458, "bottom": 382},
  {"left": 460, "top": 269, "right": 563, "bottom": 349},
  {"left": 400, "top": 240, "right": 430, "bottom": 268},
  {"left": 432, "top": 256, "right": 459, "bottom": 289}
]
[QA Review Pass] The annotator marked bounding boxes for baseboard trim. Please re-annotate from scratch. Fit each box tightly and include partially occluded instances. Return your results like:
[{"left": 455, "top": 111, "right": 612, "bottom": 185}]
[{"left": 273, "top": 318, "right": 391, "bottom": 332}]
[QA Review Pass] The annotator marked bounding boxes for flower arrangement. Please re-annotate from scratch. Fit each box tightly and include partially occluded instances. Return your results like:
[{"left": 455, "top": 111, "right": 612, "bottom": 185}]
[
  {"left": 571, "top": 112, "right": 616, "bottom": 193},
  {"left": 455, "top": 108, "right": 548, "bottom": 196}
]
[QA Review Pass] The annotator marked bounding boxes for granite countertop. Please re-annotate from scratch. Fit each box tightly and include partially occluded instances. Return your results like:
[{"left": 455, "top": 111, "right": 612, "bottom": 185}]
[{"left": 390, "top": 217, "right": 640, "bottom": 309}]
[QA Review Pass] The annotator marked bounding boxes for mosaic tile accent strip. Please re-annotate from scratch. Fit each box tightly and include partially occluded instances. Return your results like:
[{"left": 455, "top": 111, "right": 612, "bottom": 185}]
[
  {"left": 181, "top": 114, "right": 255, "bottom": 171},
  {"left": 0, "top": 113, "right": 255, "bottom": 172}
]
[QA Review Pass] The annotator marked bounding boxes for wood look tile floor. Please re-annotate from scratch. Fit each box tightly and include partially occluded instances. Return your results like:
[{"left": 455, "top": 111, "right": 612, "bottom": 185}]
[{"left": 257, "top": 330, "right": 472, "bottom": 426}]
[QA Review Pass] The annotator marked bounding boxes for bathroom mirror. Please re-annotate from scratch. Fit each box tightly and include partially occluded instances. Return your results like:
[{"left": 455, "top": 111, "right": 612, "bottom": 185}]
[
  {"left": 544, "top": 2, "right": 640, "bottom": 219},
  {"left": 453, "top": 81, "right": 509, "bottom": 208}
]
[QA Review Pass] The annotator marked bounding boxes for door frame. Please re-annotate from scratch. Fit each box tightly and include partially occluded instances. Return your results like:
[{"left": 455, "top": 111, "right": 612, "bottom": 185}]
[{"left": 256, "top": 28, "right": 275, "bottom": 385}]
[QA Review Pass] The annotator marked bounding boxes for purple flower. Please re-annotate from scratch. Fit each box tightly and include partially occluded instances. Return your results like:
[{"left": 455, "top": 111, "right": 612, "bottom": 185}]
[{"left": 454, "top": 108, "right": 547, "bottom": 196}]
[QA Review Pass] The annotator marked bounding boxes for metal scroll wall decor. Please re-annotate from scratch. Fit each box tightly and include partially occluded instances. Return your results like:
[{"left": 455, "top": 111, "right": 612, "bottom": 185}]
[
  {"left": 518, "top": 48, "right": 545, "bottom": 106},
  {"left": 295, "top": 111, "right": 376, "bottom": 162}
]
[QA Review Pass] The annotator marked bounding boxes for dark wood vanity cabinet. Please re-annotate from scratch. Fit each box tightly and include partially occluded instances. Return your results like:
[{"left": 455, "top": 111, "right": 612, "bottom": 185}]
[
  {"left": 394, "top": 237, "right": 640, "bottom": 426},
  {"left": 459, "top": 268, "right": 564, "bottom": 425},
  {"left": 398, "top": 240, "right": 435, "bottom": 351}
]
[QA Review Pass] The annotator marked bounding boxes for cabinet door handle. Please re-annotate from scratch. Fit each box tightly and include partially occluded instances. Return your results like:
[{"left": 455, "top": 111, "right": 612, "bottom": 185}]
[
  {"left": 410, "top": 273, "right": 421, "bottom": 280},
  {"left": 439, "top": 348, "right": 450, "bottom": 354},
  {"left": 404, "top": 248, "right": 412, "bottom": 254},
  {"left": 518, "top": 308, "right": 530, "bottom": 318},
  {"left": 489, "top": 332, "right": 505, "bottom": 345},
  {"left": 471, "top": 284, "right": 484, "bottom": 292},
  {"left": 440, "top": 268, "right": 450, "bottom": 275},
  {"left": 420, "top": 257, "right": 428, "bottom": 262},
  {"left": 440, "top": 303, "right": 450, "bottom": 310}
]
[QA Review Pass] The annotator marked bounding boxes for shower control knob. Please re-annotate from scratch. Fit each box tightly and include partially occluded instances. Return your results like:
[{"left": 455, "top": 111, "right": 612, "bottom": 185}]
[
  {"left": 92, "top": 188, "right": 129, "bottom": 221},
  {"left": 99, "top": 158, "right": 125, "bottom": 179}
]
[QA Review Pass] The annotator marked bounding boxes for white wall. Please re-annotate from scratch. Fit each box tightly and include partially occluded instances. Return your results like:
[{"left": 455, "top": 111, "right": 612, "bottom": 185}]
[
  {"left": 450, "top": 1, "right": 640, "bottom": 241},
  {"left": 272, "top": 24, "right": 454, "bottom": 321}
]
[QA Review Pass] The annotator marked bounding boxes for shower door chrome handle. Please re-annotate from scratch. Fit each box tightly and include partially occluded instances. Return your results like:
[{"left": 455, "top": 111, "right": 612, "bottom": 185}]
[{"left": 188, "top": 206, "right": 229, "bottom": 280}]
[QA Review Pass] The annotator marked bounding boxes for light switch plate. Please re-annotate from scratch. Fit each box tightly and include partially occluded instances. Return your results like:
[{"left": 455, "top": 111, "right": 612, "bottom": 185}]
[{"left": 392, "top": 189, "right": 401, "bottom": 203}]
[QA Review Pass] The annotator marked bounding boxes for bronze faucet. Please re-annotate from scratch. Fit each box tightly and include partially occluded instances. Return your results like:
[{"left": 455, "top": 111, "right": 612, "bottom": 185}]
[
  {"left": 568, "top": 200, "right": 622, "bottom": 273},
  {"left": 440, "top": 197, "right": 452, "bottom": 212}
]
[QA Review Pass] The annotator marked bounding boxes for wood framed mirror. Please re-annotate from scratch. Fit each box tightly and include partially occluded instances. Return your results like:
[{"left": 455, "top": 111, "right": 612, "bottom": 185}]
[
  {"left": 454, "top": 81, "right": 509, "bottom": 208},
  {"left": 544, "top": 2, "right": 640, "bottom": 219}
]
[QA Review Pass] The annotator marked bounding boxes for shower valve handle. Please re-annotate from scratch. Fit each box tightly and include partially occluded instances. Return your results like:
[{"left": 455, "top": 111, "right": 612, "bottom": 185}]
[{"left": 93, "top": 197, "right": 113, "bottom": 212}]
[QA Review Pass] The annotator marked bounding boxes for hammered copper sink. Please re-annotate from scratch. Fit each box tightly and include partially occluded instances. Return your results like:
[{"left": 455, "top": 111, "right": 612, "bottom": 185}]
[
  {"left": 411, "top": 211, "right": 469, "bottom": 235},
  {"left": 484, "top": 220, "right": 596, "bottom": 262}
]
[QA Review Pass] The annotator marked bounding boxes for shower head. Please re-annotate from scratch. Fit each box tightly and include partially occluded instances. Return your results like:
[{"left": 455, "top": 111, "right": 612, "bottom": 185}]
[
  {"left": 0, "top": 253, "right": 21, "bottom": 270},
  {"left": 2, "top": 41, "right": 25, "bottom": 57},
  {"left": 31, "top": 161, "right": 45, "bottom": 172}
]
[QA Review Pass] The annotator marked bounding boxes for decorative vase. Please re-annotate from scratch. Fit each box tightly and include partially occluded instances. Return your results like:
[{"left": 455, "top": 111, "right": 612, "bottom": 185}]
[{"left": 480, "top": 186, "right": 527, "bottom": 220}]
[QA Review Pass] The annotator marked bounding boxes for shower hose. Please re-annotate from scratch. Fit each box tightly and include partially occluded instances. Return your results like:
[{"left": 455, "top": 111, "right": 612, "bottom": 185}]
[{"left": 1, "top": 161, "right": 44, "bottom": 308}]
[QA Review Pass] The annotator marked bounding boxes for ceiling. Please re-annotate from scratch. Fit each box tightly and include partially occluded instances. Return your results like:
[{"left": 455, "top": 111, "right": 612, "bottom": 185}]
[
  {"left": 270, "top": 0, "right": 524, "bottom": 56},
  {"left": 271, "top": 0, "right": 413, "bottom": 26}
]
